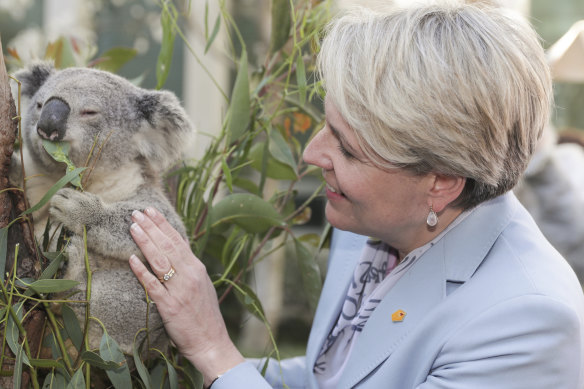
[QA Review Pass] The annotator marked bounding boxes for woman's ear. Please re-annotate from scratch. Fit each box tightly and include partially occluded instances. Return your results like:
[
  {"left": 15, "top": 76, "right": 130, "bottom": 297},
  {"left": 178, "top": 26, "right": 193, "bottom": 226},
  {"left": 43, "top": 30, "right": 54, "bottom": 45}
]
[{"left": 426, "top": 174, "right": 466, "bottom": 213}]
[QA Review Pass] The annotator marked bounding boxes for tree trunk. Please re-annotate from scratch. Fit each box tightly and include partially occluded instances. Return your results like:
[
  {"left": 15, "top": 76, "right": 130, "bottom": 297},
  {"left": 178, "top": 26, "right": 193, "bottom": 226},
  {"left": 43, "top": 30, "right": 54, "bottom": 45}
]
[{"left": 0, "top": 36, "right": 45, "bottom": 388}]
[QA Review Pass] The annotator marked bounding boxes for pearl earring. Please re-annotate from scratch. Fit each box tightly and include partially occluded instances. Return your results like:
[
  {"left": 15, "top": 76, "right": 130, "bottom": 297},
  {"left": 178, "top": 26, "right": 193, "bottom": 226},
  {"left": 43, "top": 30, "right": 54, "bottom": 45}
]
[{"left": 426, "top": 205, "right": 438, "bottom": 227}]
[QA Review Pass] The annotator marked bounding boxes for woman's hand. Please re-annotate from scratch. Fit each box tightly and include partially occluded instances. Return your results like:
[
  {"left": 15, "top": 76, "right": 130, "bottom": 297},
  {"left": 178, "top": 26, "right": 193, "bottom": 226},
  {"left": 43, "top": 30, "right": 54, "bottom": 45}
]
[{"left": 128, "top": 207, "right": 245, "bottom": 386}]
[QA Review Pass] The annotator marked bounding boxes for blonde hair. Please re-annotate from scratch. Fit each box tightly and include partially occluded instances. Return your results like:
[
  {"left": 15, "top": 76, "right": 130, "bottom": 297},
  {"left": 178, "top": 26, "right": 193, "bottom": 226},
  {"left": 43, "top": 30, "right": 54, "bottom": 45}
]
[{"left": 318, "top": 2, "right": 552, "bottom": 209}]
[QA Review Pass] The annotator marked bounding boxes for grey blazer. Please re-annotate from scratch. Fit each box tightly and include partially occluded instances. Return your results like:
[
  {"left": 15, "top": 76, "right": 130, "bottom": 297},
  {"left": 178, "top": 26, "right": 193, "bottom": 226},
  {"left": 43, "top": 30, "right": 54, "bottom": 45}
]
[{"left": 215, "top": 193, "right": 584, "bottom": 388}]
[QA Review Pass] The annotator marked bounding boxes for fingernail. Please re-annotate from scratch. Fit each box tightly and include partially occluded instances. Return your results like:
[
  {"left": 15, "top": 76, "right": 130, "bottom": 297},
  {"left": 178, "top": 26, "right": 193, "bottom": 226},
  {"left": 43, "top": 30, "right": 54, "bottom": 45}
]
[
  {"left": 129, "top": 254, "right": 139, "bottom": 265},
  {"left": 130, "top": 223, "right": 143, "bottom": 234},
  {"left": 144, "top": 207, "right": 156, "bottom": 217},
  {"left": 132, "top": 210, "right": 145, "bottom": 222}
]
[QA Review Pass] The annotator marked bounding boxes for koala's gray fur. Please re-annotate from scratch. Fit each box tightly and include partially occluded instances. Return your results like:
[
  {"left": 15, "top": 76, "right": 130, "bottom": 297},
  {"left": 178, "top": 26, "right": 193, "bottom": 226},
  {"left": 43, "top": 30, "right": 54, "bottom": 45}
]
[{"left": 11, "top": 63, "right": 194, "bottom": 354}]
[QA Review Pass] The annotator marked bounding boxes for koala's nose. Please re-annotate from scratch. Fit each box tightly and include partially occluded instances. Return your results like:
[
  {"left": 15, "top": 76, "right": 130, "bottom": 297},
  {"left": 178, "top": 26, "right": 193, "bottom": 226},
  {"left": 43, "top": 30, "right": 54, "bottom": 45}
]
[{"left": 37, "top": 97, "right": 70, "bottom": 141}]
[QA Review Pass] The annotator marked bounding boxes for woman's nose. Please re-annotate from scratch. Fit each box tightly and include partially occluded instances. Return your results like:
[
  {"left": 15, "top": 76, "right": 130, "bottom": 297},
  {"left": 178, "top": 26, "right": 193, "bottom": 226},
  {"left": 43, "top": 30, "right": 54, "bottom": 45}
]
[{"left": 303, "top": 128, "right": 333, "bottom": 170}]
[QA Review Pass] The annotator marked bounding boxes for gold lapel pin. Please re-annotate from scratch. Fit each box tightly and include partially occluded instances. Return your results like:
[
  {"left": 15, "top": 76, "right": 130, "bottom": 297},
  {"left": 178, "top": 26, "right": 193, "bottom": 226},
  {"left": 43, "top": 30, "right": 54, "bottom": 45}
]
[{"left": 392, "top": 309, "right": 406, "bottom": 322}]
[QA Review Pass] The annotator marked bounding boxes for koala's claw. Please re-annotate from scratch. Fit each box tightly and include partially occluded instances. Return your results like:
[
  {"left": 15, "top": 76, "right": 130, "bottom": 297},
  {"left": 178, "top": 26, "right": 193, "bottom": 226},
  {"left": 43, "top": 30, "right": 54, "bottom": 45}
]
[{"left": 49, "top": 188, "right": 103, "bottom": 235}]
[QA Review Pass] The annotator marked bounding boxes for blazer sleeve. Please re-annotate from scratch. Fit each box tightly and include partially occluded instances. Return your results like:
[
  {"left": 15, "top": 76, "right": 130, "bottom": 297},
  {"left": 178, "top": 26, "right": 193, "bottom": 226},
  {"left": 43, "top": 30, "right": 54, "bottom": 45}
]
[
  {"left": 213, "top": 357, "right": 307, "bottom": 389},
  {"left": 417, "top": 294, "right": 583, "bottom": 389}
]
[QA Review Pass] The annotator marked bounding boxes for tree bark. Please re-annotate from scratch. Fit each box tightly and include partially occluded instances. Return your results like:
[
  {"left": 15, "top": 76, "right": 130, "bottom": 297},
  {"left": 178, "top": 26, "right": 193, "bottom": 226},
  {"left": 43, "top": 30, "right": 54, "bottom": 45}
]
[{"left": 0, "top": 36, "right": 45, "bottom": 388}]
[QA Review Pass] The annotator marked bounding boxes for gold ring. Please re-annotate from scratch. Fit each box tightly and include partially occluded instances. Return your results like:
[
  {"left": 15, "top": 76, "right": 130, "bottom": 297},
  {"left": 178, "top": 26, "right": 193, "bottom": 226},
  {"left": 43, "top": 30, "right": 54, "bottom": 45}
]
[{"left": 159, "top": 267, "right": 176, "bottom": 283}]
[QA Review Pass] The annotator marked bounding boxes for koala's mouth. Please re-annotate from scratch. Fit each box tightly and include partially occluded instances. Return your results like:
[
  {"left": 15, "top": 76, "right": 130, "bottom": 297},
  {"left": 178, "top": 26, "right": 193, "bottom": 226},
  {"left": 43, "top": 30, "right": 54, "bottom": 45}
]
[{"left": 41, "top": 139, "right": 76, "bottom": 167}]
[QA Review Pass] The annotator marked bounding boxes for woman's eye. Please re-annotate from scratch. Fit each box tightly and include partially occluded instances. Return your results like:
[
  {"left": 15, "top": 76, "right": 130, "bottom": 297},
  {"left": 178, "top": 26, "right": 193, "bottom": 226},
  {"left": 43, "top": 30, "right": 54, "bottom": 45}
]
[{"left": 338, "top": 144, "right": 355, "bottom": 160}]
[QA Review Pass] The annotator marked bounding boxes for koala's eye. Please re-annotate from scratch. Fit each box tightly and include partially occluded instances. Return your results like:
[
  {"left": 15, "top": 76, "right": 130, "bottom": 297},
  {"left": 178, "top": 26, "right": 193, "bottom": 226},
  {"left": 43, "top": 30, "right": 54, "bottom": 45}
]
[
  {"left": 36, "top": 102, "right": 42, "bottom": 109},
  {"left": 81, "top": 109, "right": 99, "bottom": 116}
]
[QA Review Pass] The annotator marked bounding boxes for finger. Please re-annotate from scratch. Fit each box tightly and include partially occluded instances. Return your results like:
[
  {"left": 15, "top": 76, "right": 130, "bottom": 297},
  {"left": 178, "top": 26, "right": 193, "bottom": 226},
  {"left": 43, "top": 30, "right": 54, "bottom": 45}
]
[
  {"left": 129, "top": 254, "right": 169, "bottom": 301},
  {"left": 130, "top": 218, "right": 173, "bottom": 278},
  {"left": 132, "top": 209, "right": 185, "bottom": 259},
  {"left": 144, "top": 207, "right": 190, "bottom": 252}
]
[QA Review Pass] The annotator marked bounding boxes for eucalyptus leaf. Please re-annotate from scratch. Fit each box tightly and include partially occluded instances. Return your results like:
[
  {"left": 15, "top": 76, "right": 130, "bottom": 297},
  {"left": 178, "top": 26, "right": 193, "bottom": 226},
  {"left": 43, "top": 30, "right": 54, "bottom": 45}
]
[
  {"left": 42, "top": 140, "right": 82, "bottom": 189},
  {"left": 157, "top": 5, "right": 177, "bottom": 89},
  {"left": 227, "top": 49, "right": 250, "bottom": 145},
  {"left": 268, "top": 128, "right": 297, "bottom": 172},
  {"left": 27, "top": 279, "right": 79, "bottom": 294},
  {"left": 6, "top": 302, "right": 31, "bottom": 367},
  {"left": 45, "top": 37, "right": 77, "bottom": 69},
  {"left": 209, "top": 193, "right": 284, "bottom": 234},
  {"left": 221, "top": 156, "right": 233, "bottom": 193},
  {"left": 42, "top": 372, "right": 68, "bottom": 389},
  {"left": 94, "top": 47, "right": 137, "bottom": 73},
  {"left": 296, "top": 54, "right": 307, "bottom": 106},
  {"left": 81, "top": 351, "right": 122, "bottom": 370},
  {"left": 13, "top": 339, "right": 24, "bottom": 389},
  {"left": 249, "top": 143, "right": 297, "bottom": 180},
  {"left": 293, "top": 238, "right": 322, "bottom": 310},
  {"left": 205, "top": 14, "right": 221, "bottom": 54},
  {"left": 99, "top": 333, "right": 132, "bottom": 387},
  {"left": 234, "top": 283, "right": 266, "bottom": 321},
  {"left": 62, "top": 304, "right": 83, "bottom": 350},
  {"left": 269, "top": 0, "right": 292, "bottom": 54},
  {"left": 164, "top": 356, "right": 179, "bottom": 389},
  {"left": 66, "top": 369, "right": 86, "bottom": 389},
  {"left": 39, "top": 251, "right": 67, "bottom": 280},
  {"left": 133, "top": 330, "right": 152, "bottom": 389}
]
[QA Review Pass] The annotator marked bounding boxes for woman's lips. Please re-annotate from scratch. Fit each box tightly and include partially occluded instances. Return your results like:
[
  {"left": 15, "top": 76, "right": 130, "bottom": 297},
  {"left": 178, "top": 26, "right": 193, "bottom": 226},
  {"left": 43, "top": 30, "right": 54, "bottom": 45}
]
[{"left": 325, "top": 183, "right": 345, "bottom": 200}]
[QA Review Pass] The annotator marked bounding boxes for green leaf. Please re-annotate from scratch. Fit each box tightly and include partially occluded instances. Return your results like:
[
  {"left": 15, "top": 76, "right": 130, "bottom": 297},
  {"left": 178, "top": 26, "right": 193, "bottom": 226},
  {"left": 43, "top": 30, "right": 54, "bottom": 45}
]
[
  {"left": 293, "top": 238, "right": 322, "bottom": 310},
  {"left": 39, "top": 251, "right": 67, "bottom": 280},
  {"left": 22, "top": 167, "right": 86, "bottom": 215},
  {"left": 232, "top": 176, "right": 259, "bottom": 195},
  {"left": 269, "top": 0, "right": 292, "bottom": 54},
  {"left": 42, "top": 371, "right": 69, "bottom": 388},
  {"left": 66, "top": 369, "right": 86, "bottom": 389},
  {"left": 268, "top": 128, "right": 297, "bottom": 172},
  {"left": 249, "top": 142, "right": 297, "bottom": 180},
  {"left": 227, "top": 49, "right": 250, "bottom": 145},
  {"left": 42, "top": 140, "right": 82, "bottom": 189},
  {"left": 81, "top": 351, "right": 122, "bottom": 370},
  {"left": 296, "top": 54, "right": 307, "bottom": 106},
  {"left": 156, "top": 5, "right": 177, "bottom": 89},
  {"left": 164, "top": 357, "right": 179, "bottom": 389},
  {"left": 13, "top": 339, "right": 24, "bottom": 389},
  {"left": 0, "top": 227, "right": 7, "bottom": 282},
  {"left": 205, "top": 14, "right": 221, "bottom": 54},
  {"left": 6, "top": 302, "right": 31, "bottom": 367},
  {"left": 133, "top": 330, "right": 152, "bottom": 389},
  {"left": 181, "top": 359, "right": 204, "bottom": 389},
  {"left": 62, "top": 304, "right": 83, "bottom": 350},
  {"left": 94, "top": 47, "right": 137, "bottom": 73},
  {"left": 234, "top": 283, "right": 266, "bottom": 321},
  {"left": 27, "top": 279, "right": 79, "bottom": 294},
  {"left": 221, "top": 156, "right": 233, "bottom": 193},
  {"left": 45, "top": 37, "right": 77, "bottom": 68},
  {"left": 209, "top": 193, "right": 284, "bottom": 234},
  {"left": 99, "top": 333, "right": 132, "bottom": 388}
]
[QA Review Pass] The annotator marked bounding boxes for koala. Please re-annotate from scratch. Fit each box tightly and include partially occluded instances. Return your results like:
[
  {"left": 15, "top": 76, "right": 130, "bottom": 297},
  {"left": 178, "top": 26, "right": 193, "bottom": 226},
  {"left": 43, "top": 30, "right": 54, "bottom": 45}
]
[{"left": 11, "top": 63, "right": 194, "bottom": 354}]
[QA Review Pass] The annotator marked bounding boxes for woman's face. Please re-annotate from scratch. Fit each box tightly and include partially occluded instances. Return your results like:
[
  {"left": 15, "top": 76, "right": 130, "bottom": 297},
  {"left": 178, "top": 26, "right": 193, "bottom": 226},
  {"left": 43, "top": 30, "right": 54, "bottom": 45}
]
[{"left": 303, "top": 100, "right": 433, "bottom": 254}]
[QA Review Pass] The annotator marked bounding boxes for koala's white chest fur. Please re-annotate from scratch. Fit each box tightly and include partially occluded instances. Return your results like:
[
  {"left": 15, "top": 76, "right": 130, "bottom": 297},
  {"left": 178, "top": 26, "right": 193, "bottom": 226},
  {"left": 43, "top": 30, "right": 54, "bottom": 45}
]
[{"left": 84, "top": 164, "right": 146, "bottom": 203}]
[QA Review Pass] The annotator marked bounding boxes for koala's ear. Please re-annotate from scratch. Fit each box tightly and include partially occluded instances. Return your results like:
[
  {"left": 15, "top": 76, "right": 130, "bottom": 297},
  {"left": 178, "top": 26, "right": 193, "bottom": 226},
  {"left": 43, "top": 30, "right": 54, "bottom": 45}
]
[
  {"left": 14, "top": 62, "right": 55, "bottom": 98},
  {"left": 134, "top": 90, "right": 194, "bottom": 171}
]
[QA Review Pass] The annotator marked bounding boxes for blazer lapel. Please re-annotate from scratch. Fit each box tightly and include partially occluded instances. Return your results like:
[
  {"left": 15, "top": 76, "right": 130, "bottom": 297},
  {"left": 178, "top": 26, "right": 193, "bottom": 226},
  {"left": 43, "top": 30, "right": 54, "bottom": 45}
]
[
  {"left": 306, "top": 230, "right": 368, "bottom": 377},
  {"left": 338, "top": 193, "right": 518, "bottom": 388}
]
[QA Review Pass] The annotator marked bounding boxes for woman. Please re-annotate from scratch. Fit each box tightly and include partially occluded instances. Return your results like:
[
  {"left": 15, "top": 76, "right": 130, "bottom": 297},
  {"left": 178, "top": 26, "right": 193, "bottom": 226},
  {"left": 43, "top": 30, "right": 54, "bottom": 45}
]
[{"left": 129, "top": 2, "right": 584, "bottom": 388}]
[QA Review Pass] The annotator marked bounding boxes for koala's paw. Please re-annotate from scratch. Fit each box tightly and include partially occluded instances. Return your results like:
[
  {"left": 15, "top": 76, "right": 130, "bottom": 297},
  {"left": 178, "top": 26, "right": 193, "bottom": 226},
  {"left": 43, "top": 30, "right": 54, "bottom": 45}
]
[{"left": 49, "top": 188, "right": 104, "bottom": 235}]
